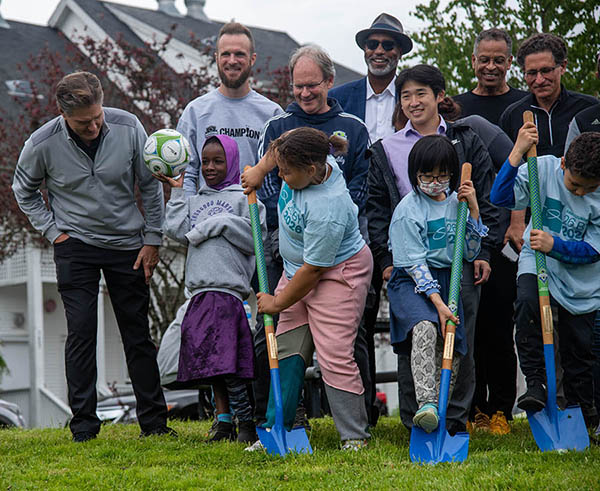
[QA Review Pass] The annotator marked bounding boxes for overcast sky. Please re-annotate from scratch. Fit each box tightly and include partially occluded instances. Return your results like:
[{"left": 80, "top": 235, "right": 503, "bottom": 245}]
[{"left": 1, "top": 0, "right": 430, "bottom": 75}]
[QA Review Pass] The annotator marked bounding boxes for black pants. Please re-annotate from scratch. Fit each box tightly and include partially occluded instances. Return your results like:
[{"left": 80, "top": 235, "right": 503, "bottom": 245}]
[
  {"left": 54, "top": 238, "right": 167, "bottom": 435},
  {"left": 472, "top": 249, "right": 518, "bottom": 418},
  {"left": 515, "top": 273, "right": 595, "bottom": 410}
]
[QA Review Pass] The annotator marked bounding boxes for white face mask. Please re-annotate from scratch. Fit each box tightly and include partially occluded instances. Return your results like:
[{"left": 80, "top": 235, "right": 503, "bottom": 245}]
[{"left": 419, "top": 181, "right": 449, "bottom": 197}]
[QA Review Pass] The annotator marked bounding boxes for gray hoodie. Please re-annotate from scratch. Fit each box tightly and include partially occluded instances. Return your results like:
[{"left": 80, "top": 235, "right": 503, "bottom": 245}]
[{"left": 164, "top": 185, "right": 266, "bottom": 300}]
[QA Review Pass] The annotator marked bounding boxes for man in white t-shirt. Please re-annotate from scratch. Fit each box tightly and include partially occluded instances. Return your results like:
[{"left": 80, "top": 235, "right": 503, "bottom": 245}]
[{"left": 179, "top": 22, "right": 282, "bottom": 197}]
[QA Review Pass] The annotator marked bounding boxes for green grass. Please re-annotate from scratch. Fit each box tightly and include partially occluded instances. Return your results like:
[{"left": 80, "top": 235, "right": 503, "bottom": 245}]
[{"left": 1, "top": 417, "right": 599, "bottom": 489}]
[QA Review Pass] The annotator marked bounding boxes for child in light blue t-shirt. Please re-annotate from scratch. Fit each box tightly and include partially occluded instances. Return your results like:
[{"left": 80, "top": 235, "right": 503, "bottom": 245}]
[
  {"left": 491, "top": 126, "right": 600, "bottom": 429},
  {"left": 388, "top": 135, "right": 487, "bottom": 433}
]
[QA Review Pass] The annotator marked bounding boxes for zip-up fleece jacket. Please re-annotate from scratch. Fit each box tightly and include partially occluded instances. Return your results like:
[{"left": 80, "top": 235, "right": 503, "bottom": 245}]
[
  {"left": 499, "top": 85, "right": 599, "bottom": 157},
  {"left": 12, "top": 108, "right": 164, "bottom": 249},
  {"left": 257, "top": 98, "right": 370, "bottom": 231},
  {"left": 366, "top": 121, "right": 500, "bottom": 272},
  {"left": 164, "top": 185, "right": 266, "bottom": 301}
]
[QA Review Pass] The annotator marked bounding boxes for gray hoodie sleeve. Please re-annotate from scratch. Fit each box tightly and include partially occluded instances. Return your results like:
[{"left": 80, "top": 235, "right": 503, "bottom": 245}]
[
  {"left": 133, "top": 118, "right": 164, "bottom": 246},
  {"left": 186, "top": 201, "right": 267, "bottom": 256},
  {"left": 164, "top": 187, "right": 191, "bottom": 245},
  {"left": 12, "top": 138, "right": 61, "bottom": 243}
]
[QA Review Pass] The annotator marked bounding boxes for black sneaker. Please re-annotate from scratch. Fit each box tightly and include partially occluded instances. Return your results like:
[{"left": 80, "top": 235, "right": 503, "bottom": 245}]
[
  {"left": 517, "top": 383, "right": 547, "bottom": 413},
  {"left": 72, "top": 431, "right": 97, "bottom": 443},
  {"left": 293, "top": 406, "right": 311, "bottom": 432},
  {"left": 237, "top": 420, "right": 258, "bottom": 444},
  {"left": 209, "top": 421, "right": 236, "bottom": 442},
  {"left": 140, "top": 426, "right": 178, "bottom": 438},
  {"left": 447, "top": 422, "right": 467, "bottom": 436}
]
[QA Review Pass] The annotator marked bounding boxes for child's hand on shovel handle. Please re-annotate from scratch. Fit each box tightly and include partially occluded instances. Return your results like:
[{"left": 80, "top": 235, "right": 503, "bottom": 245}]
[{"left": 430, "top": 293, "right": 459, "bottom": 337}]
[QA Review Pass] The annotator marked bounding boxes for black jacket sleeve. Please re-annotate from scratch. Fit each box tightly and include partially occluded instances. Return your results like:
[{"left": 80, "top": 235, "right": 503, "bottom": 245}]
[
  {"left": 366, "top": 145, "right": 394, "bottom": 272},
  {"left": 460, "top": 129, "right": 502, "bottom": 261}
]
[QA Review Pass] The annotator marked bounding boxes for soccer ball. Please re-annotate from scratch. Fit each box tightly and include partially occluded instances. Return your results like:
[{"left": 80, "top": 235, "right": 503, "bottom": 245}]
[{"left": 143, "top": 129, "right": 191, "bottom": 177}]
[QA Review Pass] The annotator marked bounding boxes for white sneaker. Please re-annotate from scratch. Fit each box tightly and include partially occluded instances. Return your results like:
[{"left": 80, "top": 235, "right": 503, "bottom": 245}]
[
  {"left": 341, "top": 439, "right": 368, "bottom": 451},
  {"left": 244, "top": 440, "right": 265, "bottom": 452}
]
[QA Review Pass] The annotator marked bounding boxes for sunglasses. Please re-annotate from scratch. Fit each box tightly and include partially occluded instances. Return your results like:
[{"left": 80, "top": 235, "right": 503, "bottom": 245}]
[{"left": 365, "top": 39, "right": 397, "bottom": 51}]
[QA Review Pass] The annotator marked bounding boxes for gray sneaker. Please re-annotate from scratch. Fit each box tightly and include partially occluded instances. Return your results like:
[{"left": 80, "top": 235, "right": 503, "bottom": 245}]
[{"left": 341, "top": 439, "right": 368, "bottom": 451}]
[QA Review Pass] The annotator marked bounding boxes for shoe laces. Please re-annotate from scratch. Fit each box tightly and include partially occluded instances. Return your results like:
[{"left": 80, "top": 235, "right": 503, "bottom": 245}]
[{"left": 473, "top": 408, "right": 491, "bottom": 430}]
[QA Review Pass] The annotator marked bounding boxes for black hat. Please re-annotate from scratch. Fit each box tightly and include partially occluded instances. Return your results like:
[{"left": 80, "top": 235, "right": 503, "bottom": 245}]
[{"left": 355, "top": 13, "right": 413, "bottom": 55}]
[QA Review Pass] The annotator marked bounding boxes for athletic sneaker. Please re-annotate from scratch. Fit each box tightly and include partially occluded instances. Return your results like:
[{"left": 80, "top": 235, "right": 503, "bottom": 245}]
[
  {"left": 139, "top": 426, "right": 178, "bottom": 438},
  {"left": 469, "top": 407, "right": 491, "bottom": 432},
  {"left": 209, "top": 421, "right": 236, "bottom": 442},
  {"left": 72, "top": 431, "right": 97, "bottom": 443},
  {"left": 489, "top": 411, "right": 511, "bottom": 435},
  {"left": 244, "top": 440, "right": 265, "bottom": 452},
  {"left": 413, "top": 403, "right": 439, "bottom": 433},
  {"left": 341, "top": 439, "right": 368, "bottom": 451},
  {"left": 517, "top": 383, "right": 547, "bottom": 413},
  {"left": 237, "top": 420, "right": 258, "bottom": 444},
  {"left": 293, "top": 406, "right": 311, "bottom": 432}
]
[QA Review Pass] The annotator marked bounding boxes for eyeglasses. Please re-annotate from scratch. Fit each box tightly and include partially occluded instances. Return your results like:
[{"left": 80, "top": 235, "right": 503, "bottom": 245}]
[
  {"left": 417, "top": 173, "right": 451, "bottom": 184},
  {"left": 365, "top": 39, "right": 397, "bottom": 51},
  {"left": 475, "top": 56, "right": 508, "bottom": 66},
  {"left": 524, "top": 64, "right": 560, "bottom": 79},
  {"left": 291, "top": 79, "right": 326, "bottom": 91}
]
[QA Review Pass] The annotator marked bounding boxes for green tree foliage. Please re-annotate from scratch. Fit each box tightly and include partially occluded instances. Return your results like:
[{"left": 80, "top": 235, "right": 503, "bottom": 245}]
[{"left": 409, "top": 0, "right": 600, "bottom": 97}]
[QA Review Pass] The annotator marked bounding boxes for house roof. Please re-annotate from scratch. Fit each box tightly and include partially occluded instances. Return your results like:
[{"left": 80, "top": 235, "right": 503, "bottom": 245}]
[
  {"left": 0, "top": 0, "right": 362, "bottom": 122},
  {"left": 103, "top": 0, "right": 361, "bottom": 86},
  {"left": 0, "top": 20, "right": 77, "bottom": 120}
]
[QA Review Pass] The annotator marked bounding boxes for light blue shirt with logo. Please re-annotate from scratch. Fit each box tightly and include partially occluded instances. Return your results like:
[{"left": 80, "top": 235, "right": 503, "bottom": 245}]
[
  {"left": 278, "top": 156, "right": 365, "bottom": 279},
  {"left": 389, "top": 190, "right": 485, "bottom": 270},
  {"left": 508, "top": 155, "right": 600, "bottom": 314}
]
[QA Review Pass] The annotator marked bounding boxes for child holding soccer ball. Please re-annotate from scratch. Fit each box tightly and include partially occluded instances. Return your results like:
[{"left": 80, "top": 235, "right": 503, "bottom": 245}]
[{"left": 158, "top": 134, "right": 266, "bottom": 441}]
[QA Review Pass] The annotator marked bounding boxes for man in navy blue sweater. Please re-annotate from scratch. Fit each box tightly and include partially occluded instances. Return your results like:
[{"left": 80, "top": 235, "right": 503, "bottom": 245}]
[{"left": 247, "top": 45, "right": 372, "bottom": 444}]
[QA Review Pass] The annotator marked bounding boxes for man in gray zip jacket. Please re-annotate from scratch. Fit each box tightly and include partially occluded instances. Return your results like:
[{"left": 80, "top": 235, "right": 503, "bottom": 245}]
[{"left": 12, "top": 71, "right": 171, "bottom": 442}]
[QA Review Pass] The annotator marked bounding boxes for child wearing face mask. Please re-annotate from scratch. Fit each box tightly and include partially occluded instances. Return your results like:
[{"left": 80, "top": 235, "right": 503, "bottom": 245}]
[
  {"left": 387, "top": 135, "right": 487, "bottom": 433},
  {"left": 160, "top": 134, "right": 266, "bottom": 442}
]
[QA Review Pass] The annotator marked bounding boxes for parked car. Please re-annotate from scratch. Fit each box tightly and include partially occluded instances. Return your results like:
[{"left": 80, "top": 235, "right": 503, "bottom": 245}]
[
  {"left": 96, "top": 388, "right": 213, "bottom": 425},
  {"left": 0, "top": 399, "right": 26, "bottom": 428}
]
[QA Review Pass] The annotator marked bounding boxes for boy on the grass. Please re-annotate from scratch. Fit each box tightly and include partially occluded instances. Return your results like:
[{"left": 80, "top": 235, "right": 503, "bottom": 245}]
[{"left": 490, "top": 124, "right": 600, "bottom": 430}]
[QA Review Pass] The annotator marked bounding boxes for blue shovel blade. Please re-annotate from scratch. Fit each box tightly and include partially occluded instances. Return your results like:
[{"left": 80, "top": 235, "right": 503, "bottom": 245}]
[
  {"left": 257, "top": 425, "right": 312, "bottom": 456},
  {"left": 528, "top": 405, "right": 589, "bottom": 452},
  {"left": 410, "top": 426, "right": 469, "bottom": 464}
]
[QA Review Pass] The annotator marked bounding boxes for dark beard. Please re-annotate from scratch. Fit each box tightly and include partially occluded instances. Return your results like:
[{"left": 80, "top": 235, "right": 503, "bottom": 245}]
[{"left": 218, "top": 65, "right": 252, "bottom": 89}]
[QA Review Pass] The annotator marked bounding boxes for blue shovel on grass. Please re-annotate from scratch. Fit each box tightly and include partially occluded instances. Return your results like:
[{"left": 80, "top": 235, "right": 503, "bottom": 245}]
[
  {"left": 522, "top": 111, "right": 589, "bottom": 452},
  {"left": 245, "top": 170, "right": 312, "bottom": 456},
  {"left": 409, "top": 163, "right": 472, "bottom": 464}
]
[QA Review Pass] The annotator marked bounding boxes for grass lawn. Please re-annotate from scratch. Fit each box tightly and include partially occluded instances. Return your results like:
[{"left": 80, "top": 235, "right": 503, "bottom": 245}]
[{"left": 1, "top": 417, "right": 599, "bottom": 489}]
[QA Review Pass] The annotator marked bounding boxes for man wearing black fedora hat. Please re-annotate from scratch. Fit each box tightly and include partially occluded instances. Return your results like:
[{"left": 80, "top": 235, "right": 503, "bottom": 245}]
[
  {"left": 330, "top": 13, "right": 412, "bottom": 143},
  {"left": 329, "top": 13, "right": 412, "bottom": 428}
]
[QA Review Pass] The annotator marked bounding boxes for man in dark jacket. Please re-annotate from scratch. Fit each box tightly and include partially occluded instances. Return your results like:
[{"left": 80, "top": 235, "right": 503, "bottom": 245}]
[
  {"left": 367, "top": 65, "right": 500, "bottom": 434},
  {"left": 499, "top": 33, "right": 599, "bottom": 157},
  {"left": 328, "top": 13, "right": 412, "bottom": 143}
]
